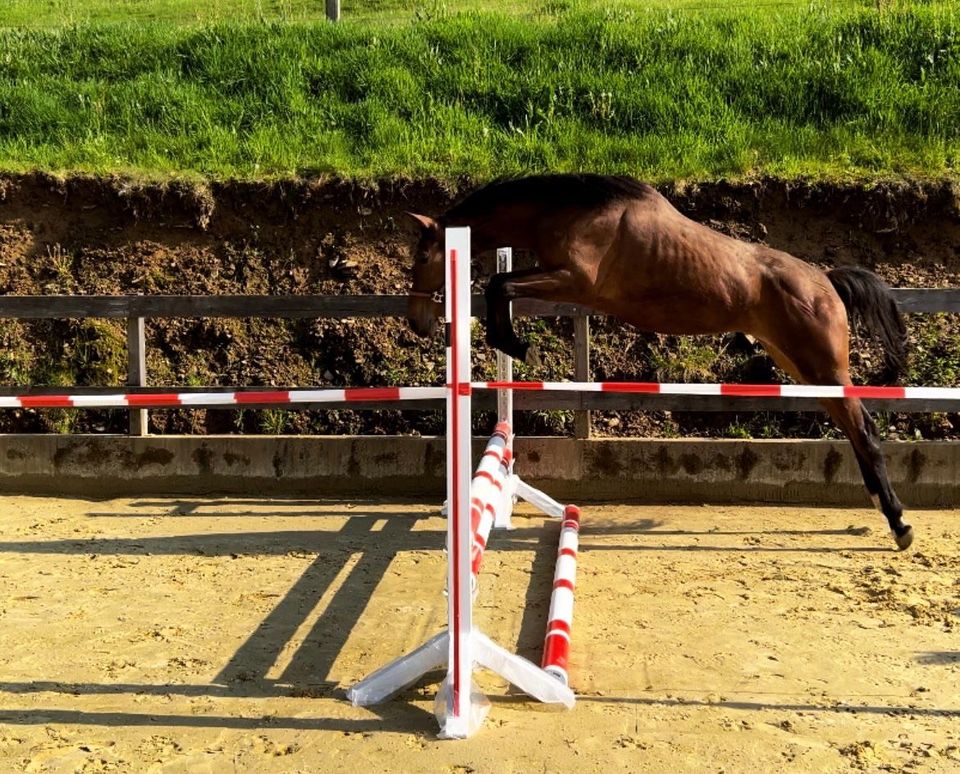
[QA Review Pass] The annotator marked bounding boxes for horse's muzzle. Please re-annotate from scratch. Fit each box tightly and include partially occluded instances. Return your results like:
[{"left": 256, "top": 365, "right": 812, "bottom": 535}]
[
  {"left": 407, "top": 314, "right": 439, "bottom": 338},
  {"left": 407, "top": 294, "right": 442, "bottom": 338}
]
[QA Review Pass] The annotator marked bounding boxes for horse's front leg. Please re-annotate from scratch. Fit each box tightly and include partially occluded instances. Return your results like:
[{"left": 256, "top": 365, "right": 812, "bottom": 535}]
[
  {"left": 484, "top": 269, "right": 537, "bottom": 362},
  {"left": 484, "top": 268, "right": 574, "bottom": 365}
]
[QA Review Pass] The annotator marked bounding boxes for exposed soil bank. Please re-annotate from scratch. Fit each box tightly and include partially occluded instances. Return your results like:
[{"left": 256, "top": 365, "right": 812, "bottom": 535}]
[{"left": 1, "top": 173, "right": 959, "bottom": 438}]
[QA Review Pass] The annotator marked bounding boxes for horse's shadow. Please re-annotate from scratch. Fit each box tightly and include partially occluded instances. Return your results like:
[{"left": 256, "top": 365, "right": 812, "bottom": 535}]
[
  {"left": 2, "top": 503, "right": 445, "bottom": 733},
  {"left": 485, "top": 692, "right": 960, "bottom": 719}
]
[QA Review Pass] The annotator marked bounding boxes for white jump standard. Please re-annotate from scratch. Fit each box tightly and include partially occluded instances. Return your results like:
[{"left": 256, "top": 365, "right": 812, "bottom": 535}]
[{"left": 346, "top": 228, "right": 579, "bottom": 738}]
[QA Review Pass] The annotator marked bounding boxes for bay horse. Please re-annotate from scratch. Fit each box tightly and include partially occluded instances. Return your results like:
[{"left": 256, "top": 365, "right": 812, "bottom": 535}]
[{"left": 405, "top": 174, "right": 912, "bottom": 550}]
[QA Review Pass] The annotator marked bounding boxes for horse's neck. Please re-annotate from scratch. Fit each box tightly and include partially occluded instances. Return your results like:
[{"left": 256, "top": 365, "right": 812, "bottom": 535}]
[{"left": 451, "top": 207, "right": 541, "bottom": 252}]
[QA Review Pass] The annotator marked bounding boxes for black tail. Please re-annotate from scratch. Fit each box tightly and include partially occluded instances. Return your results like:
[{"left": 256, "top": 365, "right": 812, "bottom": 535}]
[{"left": 827, "top": 266, "right": 907, "bottom": 383}]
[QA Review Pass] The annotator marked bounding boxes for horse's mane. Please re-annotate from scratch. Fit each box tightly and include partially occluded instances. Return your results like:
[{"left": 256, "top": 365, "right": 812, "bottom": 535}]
[{"left": 441, "top": 174, "right": 654, "bottom": 222}]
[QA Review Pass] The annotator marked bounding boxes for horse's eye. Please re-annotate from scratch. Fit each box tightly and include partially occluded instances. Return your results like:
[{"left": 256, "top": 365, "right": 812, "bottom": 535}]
[{"left": 416, "top": 254, "right": 429, "bottom": 265}]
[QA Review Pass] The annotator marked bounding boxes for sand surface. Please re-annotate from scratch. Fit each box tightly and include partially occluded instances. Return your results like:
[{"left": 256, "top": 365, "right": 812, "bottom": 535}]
[{"left": 0, "top": 496, "right": 958, "bottom": 772}]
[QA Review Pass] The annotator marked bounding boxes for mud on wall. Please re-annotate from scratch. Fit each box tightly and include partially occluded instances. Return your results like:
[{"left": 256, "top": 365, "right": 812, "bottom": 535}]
[{"left": 0, "top": 173, "right": 959, "bottom": 439}]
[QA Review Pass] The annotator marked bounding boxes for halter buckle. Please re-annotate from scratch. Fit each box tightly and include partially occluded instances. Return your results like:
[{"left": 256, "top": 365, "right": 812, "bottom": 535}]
[{"left": 409, "top": 289, "right": 444, "bottom": 304}]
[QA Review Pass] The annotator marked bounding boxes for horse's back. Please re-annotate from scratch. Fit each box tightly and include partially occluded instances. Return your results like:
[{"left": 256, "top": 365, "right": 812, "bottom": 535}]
[{"left": 596, "top": 189, "right": 845, "bottom": 336}]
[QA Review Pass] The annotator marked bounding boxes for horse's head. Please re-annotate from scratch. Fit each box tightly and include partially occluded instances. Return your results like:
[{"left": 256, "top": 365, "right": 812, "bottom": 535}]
[{"left": 406, "top": 212, "right": 445, "bottom": 337}]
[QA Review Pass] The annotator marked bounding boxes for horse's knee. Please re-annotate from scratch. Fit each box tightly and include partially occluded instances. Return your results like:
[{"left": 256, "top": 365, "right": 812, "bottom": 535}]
[
  {"left": 483, "top": 317, "right": 497, "bottom": 345},
  {"left": 501, "top": 279, "right": 523, "bottom": 301},
  {"left": 485, "top": 275, "right": 505, "bottom": 303}
]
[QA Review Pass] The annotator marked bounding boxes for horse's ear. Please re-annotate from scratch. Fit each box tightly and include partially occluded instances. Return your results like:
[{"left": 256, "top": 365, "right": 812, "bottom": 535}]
[{"left": 405, "top": 211, "right": 440, "bottom": 233}]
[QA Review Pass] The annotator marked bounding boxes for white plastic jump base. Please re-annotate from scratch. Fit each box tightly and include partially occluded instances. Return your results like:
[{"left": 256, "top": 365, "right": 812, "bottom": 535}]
[
  {"left": 346, "top": 427, "right": 576, "bottom": 726},
  {"left": 346, "top": 228, "right": 577, "bottom": 739},
  {"left": 346, "top": 432, "right": 577, "bottom": 736}
]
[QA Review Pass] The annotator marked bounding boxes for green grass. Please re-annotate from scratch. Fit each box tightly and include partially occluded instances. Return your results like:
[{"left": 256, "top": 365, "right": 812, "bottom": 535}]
[
  {"left": 0, "top": 2, "right": 958, "bottom": 180},
  {"left": 0, "top": 0, "right": 873, "bottom": 27}
]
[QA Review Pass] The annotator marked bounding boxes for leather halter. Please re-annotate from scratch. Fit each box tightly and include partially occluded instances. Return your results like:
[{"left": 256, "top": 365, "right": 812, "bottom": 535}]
[{"left": 408, "top": 289, "right": 444, "bottom": 302}]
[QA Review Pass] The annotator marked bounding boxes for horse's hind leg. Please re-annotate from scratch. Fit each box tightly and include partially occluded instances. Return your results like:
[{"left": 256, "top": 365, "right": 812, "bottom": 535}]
[
  {"left": 820, "top": 395, "right": 912, "bottom": 549},
  {"left": 762, "top": 339, "right": 912, "bottom": 550}
]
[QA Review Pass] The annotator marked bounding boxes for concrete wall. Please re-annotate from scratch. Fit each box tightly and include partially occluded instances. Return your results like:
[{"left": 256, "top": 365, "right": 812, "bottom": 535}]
[{"left": 0, "top": 435, "right": 956, "bottom": 506}]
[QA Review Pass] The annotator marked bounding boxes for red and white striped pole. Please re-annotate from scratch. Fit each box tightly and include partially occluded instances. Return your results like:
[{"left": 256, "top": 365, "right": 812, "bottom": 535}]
[
  {"left": 470, "top": 421, "right": 511, "bottom": 586},
  {"left": 0, "top": 386, "right": 446, "bottom": 409},
  {"left": 474, "top": 380, "right": 960, "bottom": 402},
  {"left": 542, "top": 504, "right": 580, "bottom": 685},
  {"left": 8, "top": 380, "right": 960, "bottom": 413}
]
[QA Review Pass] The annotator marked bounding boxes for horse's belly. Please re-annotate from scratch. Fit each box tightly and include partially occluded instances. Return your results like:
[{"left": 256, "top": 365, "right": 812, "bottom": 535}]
[{"left": 599, "top": 293, "right": 746, "bottom": 335}]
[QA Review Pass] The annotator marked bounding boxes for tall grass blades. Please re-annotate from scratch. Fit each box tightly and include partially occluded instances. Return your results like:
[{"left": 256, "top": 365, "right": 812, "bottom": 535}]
[{"left": 0, "top": 4, "right": 957, "bottom": 180}]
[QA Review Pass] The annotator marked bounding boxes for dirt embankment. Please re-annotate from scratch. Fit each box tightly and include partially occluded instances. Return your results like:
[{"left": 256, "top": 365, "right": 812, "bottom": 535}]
[{"left": 0, "top": 173, "right": 959, "bottom": 438}]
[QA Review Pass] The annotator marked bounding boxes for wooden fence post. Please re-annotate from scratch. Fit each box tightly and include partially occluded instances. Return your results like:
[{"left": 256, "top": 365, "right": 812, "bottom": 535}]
[
  {"left": 326, "top": 0, "right": 340, "bottom": 21},
  {"left": 127, "top": 317, "right": 148, "bottom": 436},
  {"left": 573, "top": 314, "right": 591, "bottom": 439}
]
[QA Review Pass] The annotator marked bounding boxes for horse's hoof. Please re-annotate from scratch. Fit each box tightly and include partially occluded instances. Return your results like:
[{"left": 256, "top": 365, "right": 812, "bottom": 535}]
[
  {"left": 523, "top": 344, "right": 542, "bottom": 368},
  {"left": 893, "top": 524, "right": 914, "bottom": 551}
]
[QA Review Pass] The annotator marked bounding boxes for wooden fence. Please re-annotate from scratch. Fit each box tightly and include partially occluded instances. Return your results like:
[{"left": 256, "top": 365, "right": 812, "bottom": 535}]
[{"left": 0, "top": 288, "right": 957, "bottom": 437}]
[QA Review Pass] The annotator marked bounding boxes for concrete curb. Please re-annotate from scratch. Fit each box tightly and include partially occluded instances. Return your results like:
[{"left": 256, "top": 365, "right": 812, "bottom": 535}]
[{"left": 0, "top": 435, "right": 955, "bottom": 507}]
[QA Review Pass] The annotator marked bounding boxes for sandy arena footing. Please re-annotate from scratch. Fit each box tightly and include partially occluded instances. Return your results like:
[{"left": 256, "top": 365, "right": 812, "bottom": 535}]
[{"left": 0, "top": 497, "right": 958, "bottom": 771}]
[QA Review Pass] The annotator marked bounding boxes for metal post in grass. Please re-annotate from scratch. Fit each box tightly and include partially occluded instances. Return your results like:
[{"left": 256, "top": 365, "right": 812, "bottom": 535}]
[{"left": 326, "top": 0, "right": 340, "bottom": 21}]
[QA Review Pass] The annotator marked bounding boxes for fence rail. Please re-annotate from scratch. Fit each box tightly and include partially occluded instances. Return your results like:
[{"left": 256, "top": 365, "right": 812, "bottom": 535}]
[
  {"left": 0, "top": 288, "right": 953, "bottom": 319},
  {"left": 1, "top": 385, "right": 958, "bottom": 415},
  {"left": 1, "top": 288, "right": 957, "bottom": 436}
]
